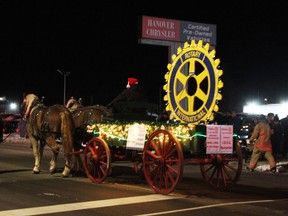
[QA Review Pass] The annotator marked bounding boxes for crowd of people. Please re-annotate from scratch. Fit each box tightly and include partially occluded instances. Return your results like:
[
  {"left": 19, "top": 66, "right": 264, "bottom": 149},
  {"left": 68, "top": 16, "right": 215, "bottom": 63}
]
[
  {"left": 215, "top": 110, "right": 288, "bottom": 173},
  {"left": 247, "top": 112, "right": 288, "bottom": 161}
]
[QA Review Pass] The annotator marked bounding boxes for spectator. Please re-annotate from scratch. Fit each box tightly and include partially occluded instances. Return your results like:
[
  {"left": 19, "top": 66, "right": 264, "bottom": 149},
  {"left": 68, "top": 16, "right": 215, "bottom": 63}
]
[
  {"left": 280, "top": 115, "right": 288, "bottom": 158},
  {"left": 271, "top": 114, "right": 283, "bottom": 160},
  {"left": 156, "top": 109, "right": 170, "bottom": 122},
  {"left": 223, "top": 111, "right": 231, "bottom": 124},
  {"left": 0, "top": 115, "right": 3, "bottom": 142},
  {"left": 246, "top": 114, "right": 276, "bottom": 173},
  {"left": 267, "top": 112, "right": 274, "bottom": 130},
  {"left": 228, "top": 111, "right": 242, "bottom": 134},
  {"left": 18, "top": 118, "right": 27, "bottom": 138}
]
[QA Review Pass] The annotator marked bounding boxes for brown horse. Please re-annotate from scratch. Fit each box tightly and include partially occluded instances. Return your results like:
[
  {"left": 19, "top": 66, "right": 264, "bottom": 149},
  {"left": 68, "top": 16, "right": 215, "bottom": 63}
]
[
  {"left": 21, "top": 94, "right": 74, "bottom": 177},
  {"left": 66, "top": 97, "right": 106, "bottom": 148},
  {"left": 66, "top": 98, "right": 107, "bottom": 173}
]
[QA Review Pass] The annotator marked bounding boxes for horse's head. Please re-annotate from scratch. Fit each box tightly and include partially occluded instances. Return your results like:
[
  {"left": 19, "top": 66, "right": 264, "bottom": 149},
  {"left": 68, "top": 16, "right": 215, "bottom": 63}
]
[
  {"left": 20, "top": 94, "right": 40, "bottom": 119},
  {"left": 66, "top": 97, "right": 82, "bottom": 111}
]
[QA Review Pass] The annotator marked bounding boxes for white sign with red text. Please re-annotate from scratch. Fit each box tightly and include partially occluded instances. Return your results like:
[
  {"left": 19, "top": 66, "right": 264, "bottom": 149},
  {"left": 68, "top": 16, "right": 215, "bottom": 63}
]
[
  {"left": 126, "top": 123, "right": 147, "bottom": 150},
  {"left": 206, "top": 125, "right": 233, "bottom": 154}
]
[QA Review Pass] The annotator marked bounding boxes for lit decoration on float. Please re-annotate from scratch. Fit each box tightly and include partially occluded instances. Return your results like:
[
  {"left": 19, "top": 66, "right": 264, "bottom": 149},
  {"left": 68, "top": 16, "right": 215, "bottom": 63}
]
[{"left": 86, "top": 121, "right": 207, "bottom": 149}]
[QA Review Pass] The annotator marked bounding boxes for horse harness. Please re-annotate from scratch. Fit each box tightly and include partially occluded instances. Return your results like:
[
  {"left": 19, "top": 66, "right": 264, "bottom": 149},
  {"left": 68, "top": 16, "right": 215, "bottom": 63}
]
[
  {"left": 27, "top": 102, "right": 62, "bottom": 140},
  {"left": 72, "top": 106, "right": 100, "bottom": 126}
]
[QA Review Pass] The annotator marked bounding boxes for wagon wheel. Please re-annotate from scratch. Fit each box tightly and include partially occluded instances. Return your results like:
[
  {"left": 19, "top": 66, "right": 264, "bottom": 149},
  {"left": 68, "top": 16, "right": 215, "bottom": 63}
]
[
  {"left": 143, "top": 129, "right": 184, "bottom": 194},
  {"left": 200, "top": 141, "right": 243, "bottom": 190},
  {"left": 83, "top": 137, "right": 111, "bottom": 183}
]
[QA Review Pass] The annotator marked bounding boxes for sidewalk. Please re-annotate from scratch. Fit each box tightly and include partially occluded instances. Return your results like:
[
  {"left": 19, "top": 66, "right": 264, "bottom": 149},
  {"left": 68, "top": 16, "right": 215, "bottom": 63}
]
[{"left": 1, "top": 132, "right": 29, "bottom": 144}]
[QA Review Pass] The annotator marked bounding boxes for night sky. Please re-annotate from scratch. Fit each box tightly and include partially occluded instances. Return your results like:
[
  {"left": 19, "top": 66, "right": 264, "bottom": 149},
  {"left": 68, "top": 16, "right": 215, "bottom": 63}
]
[{"left": 1, "top": 1, "right": 288, "bottom": 113}]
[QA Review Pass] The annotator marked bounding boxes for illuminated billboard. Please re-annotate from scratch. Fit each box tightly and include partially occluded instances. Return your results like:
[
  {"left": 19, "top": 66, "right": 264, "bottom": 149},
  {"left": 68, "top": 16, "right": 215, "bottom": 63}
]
[{"left": 141, "top": 16, "right": 217, "bottom": 47}]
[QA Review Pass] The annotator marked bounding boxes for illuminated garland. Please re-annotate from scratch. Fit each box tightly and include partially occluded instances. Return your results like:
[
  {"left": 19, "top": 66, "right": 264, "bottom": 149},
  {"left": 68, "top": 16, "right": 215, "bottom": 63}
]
[
  {"left": 86, "top": 121, "right": 207, "bottom": 147},
  {"left": 85, "top": 121, "right": 238, "bottom": 154}
]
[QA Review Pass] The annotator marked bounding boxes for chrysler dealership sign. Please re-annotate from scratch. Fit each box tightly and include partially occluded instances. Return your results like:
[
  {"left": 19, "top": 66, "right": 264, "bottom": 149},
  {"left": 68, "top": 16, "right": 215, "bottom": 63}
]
[{"left": 141, "top": 16, "right": 216, "bottom": 47}]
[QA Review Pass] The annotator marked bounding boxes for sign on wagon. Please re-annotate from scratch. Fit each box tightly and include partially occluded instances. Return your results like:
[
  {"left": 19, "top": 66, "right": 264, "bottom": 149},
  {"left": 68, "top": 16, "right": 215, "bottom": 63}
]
[{"left": 206, "top": 125, "right": 233, "bottom": 154}]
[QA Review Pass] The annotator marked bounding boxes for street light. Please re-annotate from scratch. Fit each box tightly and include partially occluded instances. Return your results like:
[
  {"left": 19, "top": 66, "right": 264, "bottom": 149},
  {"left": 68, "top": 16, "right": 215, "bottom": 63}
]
[{"left": 57, "top": 69, "right": 71, "bottom": 105}]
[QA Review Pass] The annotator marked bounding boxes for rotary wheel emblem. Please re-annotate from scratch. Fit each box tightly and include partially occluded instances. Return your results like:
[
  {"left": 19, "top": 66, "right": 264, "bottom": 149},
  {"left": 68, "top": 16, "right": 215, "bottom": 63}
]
[{"left": 163, "top": 40, "right": 223, "bottom": 124}]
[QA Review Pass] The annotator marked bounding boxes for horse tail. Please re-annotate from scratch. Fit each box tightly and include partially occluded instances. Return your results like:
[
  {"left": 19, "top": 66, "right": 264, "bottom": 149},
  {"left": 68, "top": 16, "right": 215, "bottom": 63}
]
[{"left": 60, "top": 109, "right": 74, "bottom": 154}]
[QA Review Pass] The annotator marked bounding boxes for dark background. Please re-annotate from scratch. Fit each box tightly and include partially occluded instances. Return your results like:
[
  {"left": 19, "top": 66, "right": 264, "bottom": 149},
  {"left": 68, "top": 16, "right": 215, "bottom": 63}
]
[{"left": 1, "top": 1, "right": 287, "bottom": 113}]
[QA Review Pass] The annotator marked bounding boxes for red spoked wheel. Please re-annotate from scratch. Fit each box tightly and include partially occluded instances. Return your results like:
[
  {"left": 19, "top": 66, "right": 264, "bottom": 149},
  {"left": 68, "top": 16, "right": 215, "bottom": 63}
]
[
  {"left": 143, "top": 129, "right": 184, "bottom": 194},
  {"left": 83, "top": 137, "right": 111, "bottom": 183},
  {"left": 200, "top": 141, "right": 243, "bottom": 190}
]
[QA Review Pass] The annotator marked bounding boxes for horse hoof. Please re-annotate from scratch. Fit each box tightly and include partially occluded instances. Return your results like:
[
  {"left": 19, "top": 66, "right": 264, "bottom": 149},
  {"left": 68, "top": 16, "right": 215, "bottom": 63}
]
[
  {"left": 62, "top": 169, "right": 71, "bottom": 177},
  {"left": 49, "top": 167, "right": 56, "bottom": 174},
  {"left": 62, "top": 173, "right": 70, "bottom": 178},
  {"left": 32, "top": 166, "right": 40, "bottom": 174},
  {"left": 49, "top": 170, "right": 56, "bottom": 174}
]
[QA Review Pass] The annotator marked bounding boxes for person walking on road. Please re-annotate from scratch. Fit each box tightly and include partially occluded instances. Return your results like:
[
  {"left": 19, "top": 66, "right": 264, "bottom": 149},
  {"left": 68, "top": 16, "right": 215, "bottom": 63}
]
[{"left": 246, "top": 114, "right": 277, "bottom": 173}]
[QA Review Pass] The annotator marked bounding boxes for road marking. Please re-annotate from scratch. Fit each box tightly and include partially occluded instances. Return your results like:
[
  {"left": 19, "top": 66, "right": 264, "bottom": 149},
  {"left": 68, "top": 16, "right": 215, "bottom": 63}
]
[
  {"left": 0, "top": 194, "right": 177, "bottom": 216},
  {"left": 134, "top": 199, "right": 275, "bottom": 216}
]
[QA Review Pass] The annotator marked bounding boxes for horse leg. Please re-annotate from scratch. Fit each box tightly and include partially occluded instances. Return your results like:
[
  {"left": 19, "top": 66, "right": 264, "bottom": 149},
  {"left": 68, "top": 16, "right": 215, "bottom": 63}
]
[
  {"left": 59, "top": 109, "right": 74, "bottom": 177},
  {"left": 61, "top": 138, "right": 74, "bottom": 178},
  {"left": 62, "top": 153, "right": 72, "bottom": 177},
  {"left": 29, "top": 137, "right": 41, "bottom": 174},
  {"left": 45, "top": 136, "right": 71, "bottom": 177},
  {"left": 45, "top": 137, "right": 60, "bottom": 174},
  {"left": 71, "top": 153, "right": 85, "bottom": 175},
  {"left": 71, "top": 132, "right": 85, "bottom": 175},
  {"left": 49, "top": 150, "right": 59, "bottom": 174},
  {"left": 76, "top": 154, "right": 85, "bottom": 173}
]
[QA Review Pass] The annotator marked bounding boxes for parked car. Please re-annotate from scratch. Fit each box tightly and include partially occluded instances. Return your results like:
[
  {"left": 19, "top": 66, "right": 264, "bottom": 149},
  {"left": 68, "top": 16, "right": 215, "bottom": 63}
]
[{"left": 0, "top": 113, "right": 21, "bottom": 134}]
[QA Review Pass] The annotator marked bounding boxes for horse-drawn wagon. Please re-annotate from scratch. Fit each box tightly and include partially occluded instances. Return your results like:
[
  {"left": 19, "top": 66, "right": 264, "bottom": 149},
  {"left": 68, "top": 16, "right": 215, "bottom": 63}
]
[
  {"left": 70, "top": 40, "right": 243, "bottom": 194},
  {"left": 20, "top": 40, "right": 242, "bottom": 194}
]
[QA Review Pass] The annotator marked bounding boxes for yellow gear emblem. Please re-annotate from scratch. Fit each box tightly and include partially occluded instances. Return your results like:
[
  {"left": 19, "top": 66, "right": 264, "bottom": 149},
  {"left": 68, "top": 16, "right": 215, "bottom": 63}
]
[{"left": 163, "top": 40, "right": 223, "bottom": 124}]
